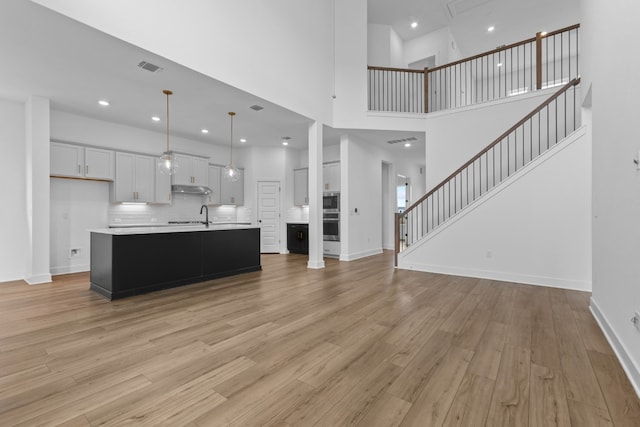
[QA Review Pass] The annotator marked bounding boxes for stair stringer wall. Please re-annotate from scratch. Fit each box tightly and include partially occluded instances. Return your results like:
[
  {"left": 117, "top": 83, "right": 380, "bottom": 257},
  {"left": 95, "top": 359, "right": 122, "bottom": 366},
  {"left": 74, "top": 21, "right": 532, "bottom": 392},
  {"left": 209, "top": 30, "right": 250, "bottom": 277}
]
[{"left": 398, "top": 126, "right": 590, "bottom": 291}]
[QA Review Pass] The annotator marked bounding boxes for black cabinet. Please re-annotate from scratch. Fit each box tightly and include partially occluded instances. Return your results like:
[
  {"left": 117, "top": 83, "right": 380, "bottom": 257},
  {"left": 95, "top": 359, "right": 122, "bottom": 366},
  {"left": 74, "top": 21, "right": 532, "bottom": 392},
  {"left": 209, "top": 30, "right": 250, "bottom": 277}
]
[
  {"left": 287, "top": 223, "right": 309, "bottom": 254},
  {"left": 90, "top": 228, "right": 261, "bottom": 300}
]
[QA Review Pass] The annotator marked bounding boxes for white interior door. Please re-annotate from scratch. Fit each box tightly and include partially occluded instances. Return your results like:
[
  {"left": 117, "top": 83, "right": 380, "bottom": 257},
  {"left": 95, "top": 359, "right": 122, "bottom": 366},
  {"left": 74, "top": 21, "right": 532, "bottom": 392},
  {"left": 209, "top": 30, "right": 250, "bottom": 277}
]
[{"left": 258, "top": 181, "right": 280, "bottom": 253}]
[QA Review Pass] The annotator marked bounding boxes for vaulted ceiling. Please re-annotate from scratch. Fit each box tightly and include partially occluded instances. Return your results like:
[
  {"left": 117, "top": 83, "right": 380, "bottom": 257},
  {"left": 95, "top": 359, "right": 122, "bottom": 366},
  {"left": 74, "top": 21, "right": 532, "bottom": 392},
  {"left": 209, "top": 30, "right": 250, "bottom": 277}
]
[{"left": 368, "top": 0, "right": 580, "bottom": 57}]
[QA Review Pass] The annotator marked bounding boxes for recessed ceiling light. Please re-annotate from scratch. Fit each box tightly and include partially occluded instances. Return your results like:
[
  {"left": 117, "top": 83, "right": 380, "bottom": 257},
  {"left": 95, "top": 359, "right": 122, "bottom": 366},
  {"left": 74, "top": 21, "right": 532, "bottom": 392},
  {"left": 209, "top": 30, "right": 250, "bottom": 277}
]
[
  {"left": 404, "top": 142, "right": 411, "bottom": 148},
  {"left": 282, "top": 141, "right": 289, "bottom": 146},
  {"left": 201, "top": 129, "right": 209, "bottom": 134},
  {"left": 98, "top": 100, "right": 110, "bottom": 106},
  {"left": 240, "top": 138, "right": 247, "bottom": 143},
  {"left": 151, "top": 116, "right": 160, "bottom": 122},
  {"left": 497, "top": 62, "right": 503, "bottom": 67},
  {"left": 411, "top": 21, "right": 418, "bottom": 29},
  {"left": 540, "top": 31, "right": 548, "bottom": 36},
  {"left": 487, "top": 26, "right": 495, "bottom": 32}
]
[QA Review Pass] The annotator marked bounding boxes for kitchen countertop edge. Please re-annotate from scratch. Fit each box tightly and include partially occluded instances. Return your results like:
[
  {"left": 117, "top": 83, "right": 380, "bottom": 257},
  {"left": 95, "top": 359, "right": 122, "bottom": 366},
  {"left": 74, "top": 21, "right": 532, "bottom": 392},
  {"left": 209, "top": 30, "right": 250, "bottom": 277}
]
[{"left": 92, "top": 224, "right": 259, "bottom": 235}]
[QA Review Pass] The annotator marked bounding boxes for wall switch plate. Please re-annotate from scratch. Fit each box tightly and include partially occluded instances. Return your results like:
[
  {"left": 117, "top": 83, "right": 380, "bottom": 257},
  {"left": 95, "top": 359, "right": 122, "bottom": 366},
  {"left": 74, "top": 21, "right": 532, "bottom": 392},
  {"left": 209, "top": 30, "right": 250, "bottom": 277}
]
[
  {"left": 632, "top": 311, "right": 640, "bottom": 330},
  {"left": 70, "top": 248, "right": 81, "bottom": 257}
]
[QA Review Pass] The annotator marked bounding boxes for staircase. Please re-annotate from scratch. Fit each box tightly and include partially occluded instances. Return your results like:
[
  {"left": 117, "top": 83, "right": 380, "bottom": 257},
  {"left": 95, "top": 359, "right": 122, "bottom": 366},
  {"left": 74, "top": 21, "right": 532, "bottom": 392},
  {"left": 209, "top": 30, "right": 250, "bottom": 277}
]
[{"left": 394, "top": 77, "right": 582, "bottom": 266}]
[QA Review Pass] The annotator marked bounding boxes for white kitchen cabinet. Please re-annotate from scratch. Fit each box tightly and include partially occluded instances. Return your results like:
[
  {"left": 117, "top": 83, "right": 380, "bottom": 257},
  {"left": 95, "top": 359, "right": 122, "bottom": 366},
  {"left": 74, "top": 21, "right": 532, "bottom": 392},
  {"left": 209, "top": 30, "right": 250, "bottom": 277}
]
[
  {"left": 50, "top": 142, "right": 114, "bottom": 180},
  {"left": 114, "top": 152, "right": 154, "bottom": 202},
  {"left": 173, "top": 153, "right": 209, "bottom": 186},
  {"left": 220, "top": 168, "right": 244, "bottom": 205},
  {"left": 293, "top": 168, "right": 309, "bottom": 205},
  {"left": 323, "top": 162, "right": 340, "bottom": 192},
  {"left": 84, "top": 147, "right": 115, "bottom": 180},
  {"left": 206, "top": 165, "right": 222, "bottom": 205},
  {"left": 155, "top": 158, "right": 172, "bottom": 204}
]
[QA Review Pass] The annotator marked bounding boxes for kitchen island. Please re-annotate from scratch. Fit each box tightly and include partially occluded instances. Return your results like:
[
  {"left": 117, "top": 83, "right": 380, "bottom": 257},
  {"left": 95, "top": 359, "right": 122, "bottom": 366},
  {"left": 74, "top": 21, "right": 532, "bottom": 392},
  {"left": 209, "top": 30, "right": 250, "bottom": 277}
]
[{"left": 90, "top": 224, "right": 260, "bottom": 300}]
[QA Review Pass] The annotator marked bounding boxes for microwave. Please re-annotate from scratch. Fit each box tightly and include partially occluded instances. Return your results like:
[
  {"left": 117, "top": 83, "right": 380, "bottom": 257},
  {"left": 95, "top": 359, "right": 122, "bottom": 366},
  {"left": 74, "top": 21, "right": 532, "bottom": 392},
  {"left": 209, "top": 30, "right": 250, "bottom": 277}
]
[{"left": 323, "top": 192, "right": 340, "bottom": 212}]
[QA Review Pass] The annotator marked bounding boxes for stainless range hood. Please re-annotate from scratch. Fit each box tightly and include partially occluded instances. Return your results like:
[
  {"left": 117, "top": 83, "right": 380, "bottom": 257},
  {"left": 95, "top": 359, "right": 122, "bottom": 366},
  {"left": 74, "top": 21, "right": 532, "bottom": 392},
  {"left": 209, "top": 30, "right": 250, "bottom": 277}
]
[{"left": 171, "top": 185, "right": 212, "bottom": 195}]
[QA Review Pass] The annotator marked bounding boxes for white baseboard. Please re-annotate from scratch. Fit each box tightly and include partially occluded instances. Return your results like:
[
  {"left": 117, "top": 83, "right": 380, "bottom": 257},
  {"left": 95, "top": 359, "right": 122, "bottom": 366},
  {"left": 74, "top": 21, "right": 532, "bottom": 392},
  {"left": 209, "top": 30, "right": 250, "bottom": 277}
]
[
  {"left": 397, "top": 261, "right": 591, "bottom": 292},
  {"left": 339, "top": 248, "right": 383, "bottom": 262},
  {"left": 0, "top": 273, "right": 25, "bottom": 284},
  {"left": 307, "top": 260, "right": 325, "bottom": 269},
  {"left": 50, "top": 264, "right": 90, "bottom": 276},
  {"left": 590, "top": 297, "right": 640, "bottom": 399},
  {"left": 25, "top": 273, "right": 52, "bottom": 285}
]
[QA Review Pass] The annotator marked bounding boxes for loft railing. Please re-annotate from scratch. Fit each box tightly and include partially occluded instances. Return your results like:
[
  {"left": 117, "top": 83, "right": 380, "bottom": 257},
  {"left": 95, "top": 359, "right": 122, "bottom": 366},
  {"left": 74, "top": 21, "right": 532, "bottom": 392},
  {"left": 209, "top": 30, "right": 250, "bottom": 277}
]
[
  {"left": 368, "top": 24, "right": 579, "bottom": 114},
  {"left": 394, "top": 77, "right": 581, "bottom": 265}
]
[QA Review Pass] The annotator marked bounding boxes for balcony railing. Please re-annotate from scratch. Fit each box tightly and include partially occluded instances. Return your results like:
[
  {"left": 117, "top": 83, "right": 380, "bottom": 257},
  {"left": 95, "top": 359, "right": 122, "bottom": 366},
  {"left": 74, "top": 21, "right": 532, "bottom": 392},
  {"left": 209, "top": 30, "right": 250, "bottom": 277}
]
[{"left": 368, "top": 24, "right": 579, "bottom": 114}]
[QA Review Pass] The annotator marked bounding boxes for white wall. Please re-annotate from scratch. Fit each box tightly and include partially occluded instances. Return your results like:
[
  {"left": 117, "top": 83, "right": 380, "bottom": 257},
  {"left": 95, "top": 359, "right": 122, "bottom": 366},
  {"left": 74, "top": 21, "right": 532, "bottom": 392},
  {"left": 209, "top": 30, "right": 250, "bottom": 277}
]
[
  {"left": 425, "top": 88, "right": 567, "bottom": 189},
  {"left": 389, "top": 27, "right": 404, "bottom": 68},
  {"left": 367, "top": 24, "right": 391, "bottom": 67},
  {"left": 0, "top": 98, "right": 27, "bottom": 282},
  {"left": 367, "top": 24, "right": 404, "bottom": 68},
  {"left": 404, "top": 27, "right": 460, "bottom": 68},
  {"left": 33, "top": 0, "right": 335, "bottom": 125},
  {"left": 341, "top": 134, "right": 383, "bottom": 260},
  {"left": 50, "top": 178, "right": 109, "bottom": 275},
  {"left": 584, "top": 0, "right": 640, "bottom": 395},
  {"left": 400, "top": 128, "right": 591, "bottom": 290}
]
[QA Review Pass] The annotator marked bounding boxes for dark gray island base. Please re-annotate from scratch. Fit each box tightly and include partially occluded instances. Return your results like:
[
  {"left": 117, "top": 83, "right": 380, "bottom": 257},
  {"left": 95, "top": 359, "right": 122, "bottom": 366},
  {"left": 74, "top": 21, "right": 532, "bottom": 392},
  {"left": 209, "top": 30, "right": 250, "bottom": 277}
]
[{"left": 90, "top": 225, "right": 261, "bottom": 300}]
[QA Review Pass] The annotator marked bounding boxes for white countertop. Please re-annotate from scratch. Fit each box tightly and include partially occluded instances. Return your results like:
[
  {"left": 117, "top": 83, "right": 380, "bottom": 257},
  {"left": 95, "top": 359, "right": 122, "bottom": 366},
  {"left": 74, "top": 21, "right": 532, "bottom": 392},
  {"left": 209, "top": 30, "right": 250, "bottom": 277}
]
[{"left": 92, "top": 224, "right": 258, "bottom": 235}]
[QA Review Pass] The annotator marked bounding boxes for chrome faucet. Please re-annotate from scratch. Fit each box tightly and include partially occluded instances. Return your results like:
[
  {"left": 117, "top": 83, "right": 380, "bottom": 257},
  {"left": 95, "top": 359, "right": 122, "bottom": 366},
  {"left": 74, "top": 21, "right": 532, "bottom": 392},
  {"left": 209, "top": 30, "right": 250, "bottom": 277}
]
[{"left": 200, "top": 205, "right": 209, "bottom": 227}]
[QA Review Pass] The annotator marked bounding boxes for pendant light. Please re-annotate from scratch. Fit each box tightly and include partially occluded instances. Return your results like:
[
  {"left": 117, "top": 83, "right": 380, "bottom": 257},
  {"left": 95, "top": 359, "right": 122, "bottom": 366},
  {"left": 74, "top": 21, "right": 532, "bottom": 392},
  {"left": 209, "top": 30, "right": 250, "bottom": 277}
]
[
  {"left": 158, "top": 89, "right": 178, "bottom": 175},
  {"left": 224, "top": 111, "right": 239, "bottom": 182}
]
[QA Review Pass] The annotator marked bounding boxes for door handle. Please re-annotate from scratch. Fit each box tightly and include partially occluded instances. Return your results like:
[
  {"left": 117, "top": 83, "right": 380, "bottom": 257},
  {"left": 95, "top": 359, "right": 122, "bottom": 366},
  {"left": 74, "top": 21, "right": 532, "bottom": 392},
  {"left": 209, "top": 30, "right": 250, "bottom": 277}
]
[{"left": 258, "top": 219, "right": 262, "bottom": 223}]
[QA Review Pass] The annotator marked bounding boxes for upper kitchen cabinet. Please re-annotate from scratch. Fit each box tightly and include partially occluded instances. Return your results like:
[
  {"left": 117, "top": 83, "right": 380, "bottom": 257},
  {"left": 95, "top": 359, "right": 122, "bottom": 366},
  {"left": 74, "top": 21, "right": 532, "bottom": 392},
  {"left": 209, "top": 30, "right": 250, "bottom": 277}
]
[
  {"left": 323, "top": 162, "right": 340, "bottom": 192},
  {"left": 173, "top": 153, "right": 209, "bottom": 186},
  {"left": 220, "top": 168, "right": 244, "bottom": 205},
  {"left": 206, "top": 165, "right": 222, "bottom": 205},
  {"left": 155, "top": 158, "right": 172, "bottom": 204},
  {"left": 113, "top": 152, "right": 155, "bottom": 203},
  {"left": 50, "top": 142, "right": 114, "bottom": 181},
  {"left": 293, "top": 168, "right": 309, "bottom": 206}
]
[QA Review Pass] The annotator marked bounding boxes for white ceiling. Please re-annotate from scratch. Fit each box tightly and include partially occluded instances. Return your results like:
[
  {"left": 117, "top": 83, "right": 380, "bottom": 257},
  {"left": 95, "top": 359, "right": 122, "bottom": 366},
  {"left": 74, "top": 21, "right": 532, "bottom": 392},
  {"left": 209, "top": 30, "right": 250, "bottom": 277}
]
[{"left": 368, "top": 0, "right": 580, "bottom": 57}]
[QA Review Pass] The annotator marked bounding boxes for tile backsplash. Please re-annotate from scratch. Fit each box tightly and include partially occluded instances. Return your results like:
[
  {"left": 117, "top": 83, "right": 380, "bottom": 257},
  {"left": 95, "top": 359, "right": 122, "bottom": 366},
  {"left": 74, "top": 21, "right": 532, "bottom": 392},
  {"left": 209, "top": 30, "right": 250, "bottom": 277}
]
[
  {"left": 286, "top": 206, "right": 309, "bottom": 223},
  {"left": 109, "top": 193, "right": 252, "bottom": 225}
]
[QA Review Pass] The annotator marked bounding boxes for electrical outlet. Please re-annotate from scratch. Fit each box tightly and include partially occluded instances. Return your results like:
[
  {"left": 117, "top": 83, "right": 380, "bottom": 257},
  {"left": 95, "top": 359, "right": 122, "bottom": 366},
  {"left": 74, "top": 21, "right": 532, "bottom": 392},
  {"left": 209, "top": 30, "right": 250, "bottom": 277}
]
[
  {"left": 70, "top": 248, "right": 81, "bottom": 258},
  {"left": 486, "top": 250, "right": 493, "bottom": 259}
]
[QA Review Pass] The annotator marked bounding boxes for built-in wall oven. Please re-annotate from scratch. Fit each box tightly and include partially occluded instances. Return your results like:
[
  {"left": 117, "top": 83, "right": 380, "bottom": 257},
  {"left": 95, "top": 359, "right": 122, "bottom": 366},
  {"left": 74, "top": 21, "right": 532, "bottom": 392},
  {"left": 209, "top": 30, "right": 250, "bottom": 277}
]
[
  {"left": 323, "top": 192, "right": 340, "bottom": 212},
  {"left": 323, "top": 192, "right": 340, "bottom": 242},
  {"left": 323, "top": 212, "right": 340, "bottom": 241}
]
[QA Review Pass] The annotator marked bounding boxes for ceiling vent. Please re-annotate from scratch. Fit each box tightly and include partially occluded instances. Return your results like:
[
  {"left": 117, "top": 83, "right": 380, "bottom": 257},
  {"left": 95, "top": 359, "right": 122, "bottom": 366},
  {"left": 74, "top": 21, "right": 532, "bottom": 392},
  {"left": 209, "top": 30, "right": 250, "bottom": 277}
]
[
  {"left": 249, "top": 105, "right": 264, "bottom": 111},
  {"left": 138, "top": 61, "right": 162, "bottom": 73},
  {"left": 387, "top": 136, "right": 417, "bottom": 145}
]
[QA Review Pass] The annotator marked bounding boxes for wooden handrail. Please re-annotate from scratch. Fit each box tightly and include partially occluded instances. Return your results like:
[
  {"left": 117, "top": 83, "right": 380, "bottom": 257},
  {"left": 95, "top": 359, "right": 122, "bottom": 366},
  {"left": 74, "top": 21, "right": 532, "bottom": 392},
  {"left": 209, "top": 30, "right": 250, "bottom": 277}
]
[
  {"left": 367, "top": 65, "right": 425, "bottom": 74},
  {"left": 402, "top": 77, "right": 581, "bottom": 216},
  {"left": 427, "top": 24, "right": 580, "bottom": 74}
]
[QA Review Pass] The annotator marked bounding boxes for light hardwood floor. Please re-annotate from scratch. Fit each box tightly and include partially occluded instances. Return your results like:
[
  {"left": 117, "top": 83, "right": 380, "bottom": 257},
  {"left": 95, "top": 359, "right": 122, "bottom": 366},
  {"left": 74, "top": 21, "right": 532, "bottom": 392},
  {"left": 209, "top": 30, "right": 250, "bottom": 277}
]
[{"left": 1, "top": 251, "right": 639, "bottom": 426}]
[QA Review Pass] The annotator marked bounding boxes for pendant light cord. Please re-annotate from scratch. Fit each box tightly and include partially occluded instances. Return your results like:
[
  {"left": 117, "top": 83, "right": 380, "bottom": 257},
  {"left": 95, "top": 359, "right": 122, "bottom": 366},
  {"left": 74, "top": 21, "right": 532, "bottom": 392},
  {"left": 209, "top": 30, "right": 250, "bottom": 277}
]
[
  {"left": 163, "top": 89, "right": 173, "bottom": 153},
  {"left": 228, "top": 112, "right": 236, "bottom": 166}
]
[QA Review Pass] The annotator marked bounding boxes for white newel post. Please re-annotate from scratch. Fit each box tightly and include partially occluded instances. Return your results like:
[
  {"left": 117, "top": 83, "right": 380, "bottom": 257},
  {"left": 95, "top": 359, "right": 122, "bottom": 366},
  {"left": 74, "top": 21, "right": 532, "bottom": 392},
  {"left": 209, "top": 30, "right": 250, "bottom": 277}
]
[
  {"left": 25, "top": 96, "right": 51, "bottom": 284},
  {"left": 307, "top": 121, "right": 325, "bottom": 269}
]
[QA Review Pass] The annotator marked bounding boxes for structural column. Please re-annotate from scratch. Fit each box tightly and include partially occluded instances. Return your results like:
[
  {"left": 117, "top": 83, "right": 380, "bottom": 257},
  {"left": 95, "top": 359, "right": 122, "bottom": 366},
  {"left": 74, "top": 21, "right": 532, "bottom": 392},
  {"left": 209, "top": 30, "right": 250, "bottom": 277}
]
[
  {"left": 25, "top": 96, "right": 51, "bottom": 284},
  {"left": 307, "top": 121, "right": 325, "bottom": 269}
]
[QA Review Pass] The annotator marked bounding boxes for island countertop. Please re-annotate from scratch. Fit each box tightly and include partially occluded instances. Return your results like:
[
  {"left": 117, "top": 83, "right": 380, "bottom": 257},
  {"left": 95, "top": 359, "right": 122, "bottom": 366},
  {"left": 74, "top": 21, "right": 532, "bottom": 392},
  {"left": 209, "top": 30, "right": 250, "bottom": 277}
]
[{"left": 92, "top": 223, "right": 259, "bottom": 235}]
